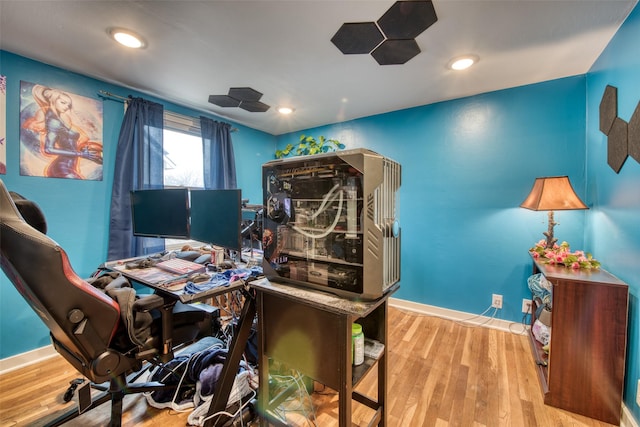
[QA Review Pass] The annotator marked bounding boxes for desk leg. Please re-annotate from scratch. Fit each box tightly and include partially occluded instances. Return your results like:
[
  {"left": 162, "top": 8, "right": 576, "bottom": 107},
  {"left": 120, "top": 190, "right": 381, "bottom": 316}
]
[
  {"left": 159, "top": 298, "right": 176, "bottom": 363},
  {"left": 256, "top": 292, "right": 268, "bottom": 427},
  {"left": 340, "top": 316, "right": 352, "bottom": 427},
  {"left": 378, "top": 301, "right": 388, "bottom": 426},
  {"left": 203, "top": 291, "right": 256, "bottom": 427}
]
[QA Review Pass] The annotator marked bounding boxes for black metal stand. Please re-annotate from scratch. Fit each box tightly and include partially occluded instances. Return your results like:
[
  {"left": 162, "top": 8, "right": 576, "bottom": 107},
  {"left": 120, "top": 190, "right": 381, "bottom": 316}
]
[{"left": 203, "top": 287, "right": 257, "bottom": 427}]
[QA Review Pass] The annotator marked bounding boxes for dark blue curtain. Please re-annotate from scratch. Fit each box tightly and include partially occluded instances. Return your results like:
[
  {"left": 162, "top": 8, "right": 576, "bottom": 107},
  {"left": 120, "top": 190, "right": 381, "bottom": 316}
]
[
  {"left": 200, "top": 117, "right": 237, "bottom": 189},
  {"left": 107, "top": 98, "right": 164, "bottom": 261}
]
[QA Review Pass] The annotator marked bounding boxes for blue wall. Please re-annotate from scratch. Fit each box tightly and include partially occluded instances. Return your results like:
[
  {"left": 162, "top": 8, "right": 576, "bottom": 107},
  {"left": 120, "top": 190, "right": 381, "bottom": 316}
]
[
  {"left": 278, "top": 76, "right": 588, "bottom": 318},
  {"left": 2, "top": 5, "right": 639, "bottom": 419},
  {"left": 586, "top": 4, "right": 640, "bottom": 422},
  {"left": 0, "top": 51, "right": 275, "bottom": 358}
]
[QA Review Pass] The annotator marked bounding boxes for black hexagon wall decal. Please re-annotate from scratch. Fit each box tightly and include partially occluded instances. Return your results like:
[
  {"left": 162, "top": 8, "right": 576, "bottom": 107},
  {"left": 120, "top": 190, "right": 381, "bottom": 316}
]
[
  {"left": 599, "top": 85, "right": 617, "bottom": 135},
  {"left": 372, "top": 39, "right": 420, "bottom": 65},
  {"left": 608, "top": 117, "right": 628, "bottom": 173},
  {"left": 377, "top": 1, "right": 438, "bottom": 40},
  {"left": 331, "top": 22, "right": 384, "bottom": 54},
  {"left": 629, "top": 101, "right": 640, "bottom": 164}
]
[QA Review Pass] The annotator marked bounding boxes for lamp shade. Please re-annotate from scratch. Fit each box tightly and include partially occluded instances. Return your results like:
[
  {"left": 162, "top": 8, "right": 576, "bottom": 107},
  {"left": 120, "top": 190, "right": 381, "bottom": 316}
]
[{"left": 520, "top": 176, "right": 588, "bottom": 211}]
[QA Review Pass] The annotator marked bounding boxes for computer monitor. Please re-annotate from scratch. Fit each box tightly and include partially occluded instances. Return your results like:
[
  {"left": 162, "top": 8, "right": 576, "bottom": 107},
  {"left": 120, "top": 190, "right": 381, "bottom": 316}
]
[
  {"left": 130, "top": 188, "right": 190, "bottom": 239},
  {"left": 189, "top": 189, "right": 242, "bottom": 251}
]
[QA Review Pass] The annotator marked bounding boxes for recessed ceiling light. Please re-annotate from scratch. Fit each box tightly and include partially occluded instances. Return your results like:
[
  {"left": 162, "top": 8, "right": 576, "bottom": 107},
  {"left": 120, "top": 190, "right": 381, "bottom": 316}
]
[
  {"left": 278, "top": 107, "right": 294, "bottom": 115},
  {"left": 108, "top": 28, "right": 146, "bottom": 49},
  {"left": 448, "top": 55, "right": 478, "bottom": 71}
]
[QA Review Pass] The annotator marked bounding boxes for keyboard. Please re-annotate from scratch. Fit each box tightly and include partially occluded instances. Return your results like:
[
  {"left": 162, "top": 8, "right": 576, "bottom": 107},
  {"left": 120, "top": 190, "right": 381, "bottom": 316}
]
[{"left": 156, "top": 258, "right": 206, "bottom": 275}]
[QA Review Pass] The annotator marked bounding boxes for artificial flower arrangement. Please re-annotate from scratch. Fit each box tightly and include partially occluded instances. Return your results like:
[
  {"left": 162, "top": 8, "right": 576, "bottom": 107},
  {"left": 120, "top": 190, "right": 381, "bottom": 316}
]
[{"left": 529, "top": 240, "right": 601, "bottom": 270}]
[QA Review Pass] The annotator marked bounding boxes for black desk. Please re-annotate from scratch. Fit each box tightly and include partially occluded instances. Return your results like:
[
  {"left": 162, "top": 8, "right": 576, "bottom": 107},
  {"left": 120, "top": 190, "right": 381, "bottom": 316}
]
[
  {"left": 252, "top": 278, "right": 396, "bottom": 426},
  {"left": 104, "top": 257, "right": 257, "bottom": 427}
]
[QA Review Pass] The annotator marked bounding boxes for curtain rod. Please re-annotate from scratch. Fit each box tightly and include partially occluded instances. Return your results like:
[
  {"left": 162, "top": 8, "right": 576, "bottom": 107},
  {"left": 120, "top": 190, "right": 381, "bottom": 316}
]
[
  {"left": 97, "top": 90, "right": 238, "bottom": 132},
  {"left": 98, "top": 90, "right": 129, "bottom": 102}
]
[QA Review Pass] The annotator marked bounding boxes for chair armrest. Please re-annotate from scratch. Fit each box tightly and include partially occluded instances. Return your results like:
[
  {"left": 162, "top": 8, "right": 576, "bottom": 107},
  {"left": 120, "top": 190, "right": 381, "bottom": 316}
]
[{"left": 133, "top": 294, "right": 165, "bottom": 312}]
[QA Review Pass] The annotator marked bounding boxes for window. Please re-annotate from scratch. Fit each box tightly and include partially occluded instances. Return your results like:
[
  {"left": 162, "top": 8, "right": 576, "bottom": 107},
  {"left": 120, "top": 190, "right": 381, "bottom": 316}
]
[
  {"left": 163, "top": 112, "right": 204, "bottom": 188},
  {"left": 163, "top": 111, "right": 204, "bottom": 248}
]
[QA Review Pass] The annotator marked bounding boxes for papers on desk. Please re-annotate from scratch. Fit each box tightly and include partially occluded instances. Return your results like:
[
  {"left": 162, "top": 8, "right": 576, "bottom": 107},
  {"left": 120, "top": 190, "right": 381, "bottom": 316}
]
[
  {"left": 112, "top": 264, "right": 175, "bottom": 284},
  {"left": 156, "top": 258, "right": 206, "bottom": 275}
]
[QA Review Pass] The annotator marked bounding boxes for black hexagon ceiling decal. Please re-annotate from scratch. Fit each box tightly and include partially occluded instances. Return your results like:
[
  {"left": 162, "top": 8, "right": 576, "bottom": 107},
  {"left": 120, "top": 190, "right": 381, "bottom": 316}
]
[
  {"left": 239, "top": 100, "right": 270, "bottom": 113},
  {"left": 208, "top": 95, "right": 240, "bottom": 108},
  {"left": 330, "top": 0, "right": 438, "bottom": 65},
  {"left": 372, "top": 39, "right": 420, "bottom": 65},
  {"left": 208, "top": 87, "right": 270, "bottom": 112},
  {"left": 377, "top": 0, "right": 438, "bottom": 39},
  {"left": 229, "top": 87, "right": 263, "bottom": 102},
  {"left": 331, "top": 22, "right": 385, "bottom": 54}
]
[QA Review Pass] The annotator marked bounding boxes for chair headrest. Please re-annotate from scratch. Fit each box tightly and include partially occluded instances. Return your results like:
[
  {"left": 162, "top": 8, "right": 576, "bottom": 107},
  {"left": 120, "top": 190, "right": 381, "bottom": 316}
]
[{"left": 9, "top": 191, "right": 48, "bottom": 234}]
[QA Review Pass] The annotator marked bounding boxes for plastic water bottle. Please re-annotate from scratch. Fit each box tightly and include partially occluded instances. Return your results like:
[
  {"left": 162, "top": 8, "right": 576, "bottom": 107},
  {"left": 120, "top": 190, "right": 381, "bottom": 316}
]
[{"left": 352, "top": 323, "right": 364, "bottom": 366}]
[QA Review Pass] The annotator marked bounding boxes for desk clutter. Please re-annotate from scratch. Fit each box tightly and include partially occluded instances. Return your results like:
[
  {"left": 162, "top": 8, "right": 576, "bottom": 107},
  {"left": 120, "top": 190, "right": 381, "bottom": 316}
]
[
  {"left": 109, "top": 247, "right": 264, "bottom": 297},
  {"left": 97, "top": 247, "right": 265, "bottom": 426}
]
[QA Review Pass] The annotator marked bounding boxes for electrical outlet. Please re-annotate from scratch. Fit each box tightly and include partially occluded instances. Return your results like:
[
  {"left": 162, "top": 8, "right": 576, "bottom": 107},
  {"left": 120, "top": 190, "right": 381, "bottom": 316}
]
[
  {"left": 492, "top": 294, "right": 503, "bottom": 309},
  {"left": 636, "top": 379, "right": 640, "bottom": 407},
  {"left": 522, "top": 299, "right": 532, "bottom": 314}
]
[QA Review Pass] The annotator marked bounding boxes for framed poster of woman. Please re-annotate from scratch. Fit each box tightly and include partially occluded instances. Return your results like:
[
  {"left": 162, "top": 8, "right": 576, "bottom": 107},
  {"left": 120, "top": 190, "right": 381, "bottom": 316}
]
[{"left": 19, "top": 81, "right": 103, "bottom": 180}]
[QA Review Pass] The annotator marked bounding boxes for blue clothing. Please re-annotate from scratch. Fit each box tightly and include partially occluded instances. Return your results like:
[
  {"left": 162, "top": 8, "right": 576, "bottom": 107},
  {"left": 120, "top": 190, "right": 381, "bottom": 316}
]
[{"left": 184, "top": 267, "right": 263, "bottom": 294}]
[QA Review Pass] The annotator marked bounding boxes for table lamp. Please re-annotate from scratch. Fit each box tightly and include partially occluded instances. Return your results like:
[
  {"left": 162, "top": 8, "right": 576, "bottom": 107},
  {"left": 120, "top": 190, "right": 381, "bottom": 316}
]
[{"left": 520, "top": 176, "right": 588, "bottom": 249}]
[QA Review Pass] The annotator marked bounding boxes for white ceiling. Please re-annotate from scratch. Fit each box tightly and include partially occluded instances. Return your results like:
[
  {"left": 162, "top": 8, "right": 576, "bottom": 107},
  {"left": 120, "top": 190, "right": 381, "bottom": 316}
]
[{"left": 1, "top": 0, "right": 636, "bottom": 136}]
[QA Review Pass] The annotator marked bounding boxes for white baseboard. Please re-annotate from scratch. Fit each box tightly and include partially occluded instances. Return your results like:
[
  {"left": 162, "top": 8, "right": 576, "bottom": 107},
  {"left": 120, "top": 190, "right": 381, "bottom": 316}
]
[
  {"left": 0, "top": 344, "right": 57, "bottom": 375},
  {"left": 622, "top": 405, "right": 640, "bottom": 427},
  {"left": 389, "top": 297, "right": 527, "bottom": 334}
]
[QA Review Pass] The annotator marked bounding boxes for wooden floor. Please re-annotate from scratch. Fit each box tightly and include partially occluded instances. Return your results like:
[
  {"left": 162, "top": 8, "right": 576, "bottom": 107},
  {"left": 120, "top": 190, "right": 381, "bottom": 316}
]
[{"left": 0, "top": 307, "right": 617, "bottom": 426}]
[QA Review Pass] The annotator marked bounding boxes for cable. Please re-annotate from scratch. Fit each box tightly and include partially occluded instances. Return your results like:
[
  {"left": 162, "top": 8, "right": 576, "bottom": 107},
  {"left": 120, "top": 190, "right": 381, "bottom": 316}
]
[
  {"left": 394, "top": 305, "right": 532, "bottom": 336},
  {"left": 451, "top": 305, "right": 495, "bottom": 327},
  {"left": 291, "top": 190, "right": 344, "bottom": 239},
  {"left": 293, "top": 372, "right": 317, "bottom": 425},
  {"left": 200, "top": 389, "right": 257, "bottom": 426},
  {"left": 453, "top": 306, "right": 499, "bottom": 328},
  {"left": 507, "top": 313, "right": 530, "bottom": 335},
  {"left": 269, "top": 371, "right": 318, "bottom": 426},
  {"left": 308, "top": 183, "right": 340, "bottom": 220}
]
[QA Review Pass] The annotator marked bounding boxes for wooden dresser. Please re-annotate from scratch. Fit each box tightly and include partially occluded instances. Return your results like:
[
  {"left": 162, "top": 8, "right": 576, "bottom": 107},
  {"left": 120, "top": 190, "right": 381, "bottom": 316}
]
[{"left": 528, "top": 254, "right": 629, "bottom": 425}]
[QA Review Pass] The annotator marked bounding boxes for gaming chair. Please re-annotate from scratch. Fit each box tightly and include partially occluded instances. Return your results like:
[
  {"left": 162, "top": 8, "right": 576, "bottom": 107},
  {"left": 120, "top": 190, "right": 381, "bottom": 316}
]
[{"left": 0, "top": 179, "right": 212, "bottom": 426}]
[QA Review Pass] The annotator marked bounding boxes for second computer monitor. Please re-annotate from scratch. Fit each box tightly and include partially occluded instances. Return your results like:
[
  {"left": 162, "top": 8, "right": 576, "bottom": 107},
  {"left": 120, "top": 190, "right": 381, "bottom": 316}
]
[{"left": 189, "top": 189, "right": 242, "bottom": 251}]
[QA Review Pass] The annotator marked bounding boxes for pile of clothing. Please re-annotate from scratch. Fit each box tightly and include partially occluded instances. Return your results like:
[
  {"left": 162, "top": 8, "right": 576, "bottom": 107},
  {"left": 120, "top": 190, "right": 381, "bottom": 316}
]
[{"left": 145, "top": 341, "right": 256, "bottom": 426}]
